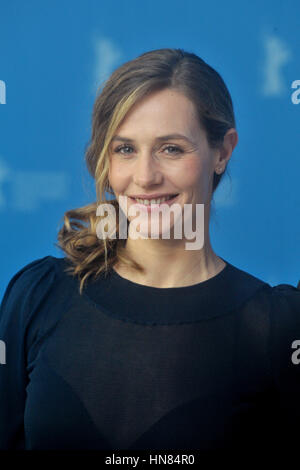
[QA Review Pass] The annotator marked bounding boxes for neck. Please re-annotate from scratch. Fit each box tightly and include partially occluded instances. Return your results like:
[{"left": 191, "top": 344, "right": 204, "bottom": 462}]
[{"left": 114, "top": 230, "right": 225, "bottom": 289}]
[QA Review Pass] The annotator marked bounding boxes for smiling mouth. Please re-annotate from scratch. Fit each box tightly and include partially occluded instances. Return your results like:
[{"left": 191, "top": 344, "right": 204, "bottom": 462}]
[{"left": 129, "top": 194, "right": 179, "bottom": 206}]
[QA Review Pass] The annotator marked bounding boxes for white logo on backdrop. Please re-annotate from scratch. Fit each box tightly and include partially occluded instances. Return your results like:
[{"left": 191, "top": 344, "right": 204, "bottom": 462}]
[
  {"left": 0, "top": 159, "right": 69, "bottom": 211},
  {"left": 260, "top": 33, "right": 292, "bottom": 97}
]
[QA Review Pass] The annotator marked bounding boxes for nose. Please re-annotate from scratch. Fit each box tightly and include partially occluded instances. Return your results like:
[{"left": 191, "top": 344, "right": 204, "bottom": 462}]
[{"left": 132, "top": 150, "right": 163, "bottom": 188}]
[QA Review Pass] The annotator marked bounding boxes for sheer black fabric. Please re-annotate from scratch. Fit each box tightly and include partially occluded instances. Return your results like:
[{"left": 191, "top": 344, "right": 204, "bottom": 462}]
[{"left": 0, "top": 255, "right": 300, "bottom": 450}]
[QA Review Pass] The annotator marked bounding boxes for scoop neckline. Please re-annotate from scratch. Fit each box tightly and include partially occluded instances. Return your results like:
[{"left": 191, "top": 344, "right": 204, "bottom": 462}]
[
  {"left": 57, "top": 255, "right": 269, "bottom": 325},
  {"left": 109, "top": 257, "right": 231, "bottom": 295}
]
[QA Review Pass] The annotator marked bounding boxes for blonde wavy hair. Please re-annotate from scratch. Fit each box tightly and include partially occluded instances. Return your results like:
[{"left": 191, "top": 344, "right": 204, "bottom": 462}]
[{"left": 55, "top": 48, "right": 236, "bottom": 294}]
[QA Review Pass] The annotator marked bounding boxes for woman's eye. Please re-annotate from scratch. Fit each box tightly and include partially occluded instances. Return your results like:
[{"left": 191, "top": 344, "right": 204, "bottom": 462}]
[
  {"left": 113, "top": 145, "right": 183, "bottom": 156},
  {"left": 163, "top": 145, "right": 182, "bottom": 155},
  {"left": 114, "top": 145, "right": 133, "bottom": 154}
]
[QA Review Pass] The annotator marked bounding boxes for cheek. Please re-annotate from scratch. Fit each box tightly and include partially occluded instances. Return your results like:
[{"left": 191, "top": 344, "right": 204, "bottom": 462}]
[
  {"left": 109, "top": 162, "right": 128, "bottom": 189},
  {"left": 177, "top": 159, "right": 208, "bottom": 189}
]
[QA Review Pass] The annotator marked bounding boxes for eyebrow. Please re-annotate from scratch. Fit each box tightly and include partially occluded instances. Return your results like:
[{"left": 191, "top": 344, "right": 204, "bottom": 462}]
[{"left": 111, "top": 133, "right": 194, "bottom": 144}]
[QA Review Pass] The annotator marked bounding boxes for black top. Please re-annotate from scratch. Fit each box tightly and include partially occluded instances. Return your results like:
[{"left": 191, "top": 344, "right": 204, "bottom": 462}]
[{"left": 0, "top": 255, "right": 300, "bottom": 451}]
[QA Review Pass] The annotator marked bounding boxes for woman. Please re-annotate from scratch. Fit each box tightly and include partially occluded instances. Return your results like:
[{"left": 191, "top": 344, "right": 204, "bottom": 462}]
[{"left": 0, "top": 48, "right": 299, "bottom": 451}]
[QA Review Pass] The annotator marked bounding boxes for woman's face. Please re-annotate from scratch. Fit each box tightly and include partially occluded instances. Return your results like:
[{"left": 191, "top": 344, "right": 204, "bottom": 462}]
[{"left": 108, "top": 88, "right": 221, "bottom": 239}]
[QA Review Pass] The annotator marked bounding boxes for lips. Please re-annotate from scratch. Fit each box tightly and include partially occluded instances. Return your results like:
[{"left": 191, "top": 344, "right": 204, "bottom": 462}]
[
  {"left": 128, "top": 194, "right": 179, "bottom": 212},
  {"left": 128, "top": 193, "right": 179, "bottom": 200}
]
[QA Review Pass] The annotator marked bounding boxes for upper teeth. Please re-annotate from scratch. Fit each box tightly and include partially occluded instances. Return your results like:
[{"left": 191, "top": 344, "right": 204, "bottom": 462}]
[{"left": 134, "top": 195, "right": 174, "bottom": 205}]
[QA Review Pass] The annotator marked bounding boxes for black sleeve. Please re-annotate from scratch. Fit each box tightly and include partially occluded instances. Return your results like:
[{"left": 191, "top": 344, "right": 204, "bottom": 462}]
[
  {"left": 0, "top": 256, "right": 57, "bottom": 449},
  {"left": 269, "top": 282, "right": 300, "bottom": 449}
]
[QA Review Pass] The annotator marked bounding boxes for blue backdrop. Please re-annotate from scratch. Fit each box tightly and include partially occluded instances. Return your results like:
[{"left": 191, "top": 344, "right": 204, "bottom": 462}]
[{"left": 1, "top": 0, "right": 299, "bottom": 299}]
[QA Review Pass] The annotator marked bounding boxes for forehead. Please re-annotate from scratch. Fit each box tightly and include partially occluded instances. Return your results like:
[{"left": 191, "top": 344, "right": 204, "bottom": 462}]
[{"left": 115, "top": 88, "right": 202, "bottom": 138}]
